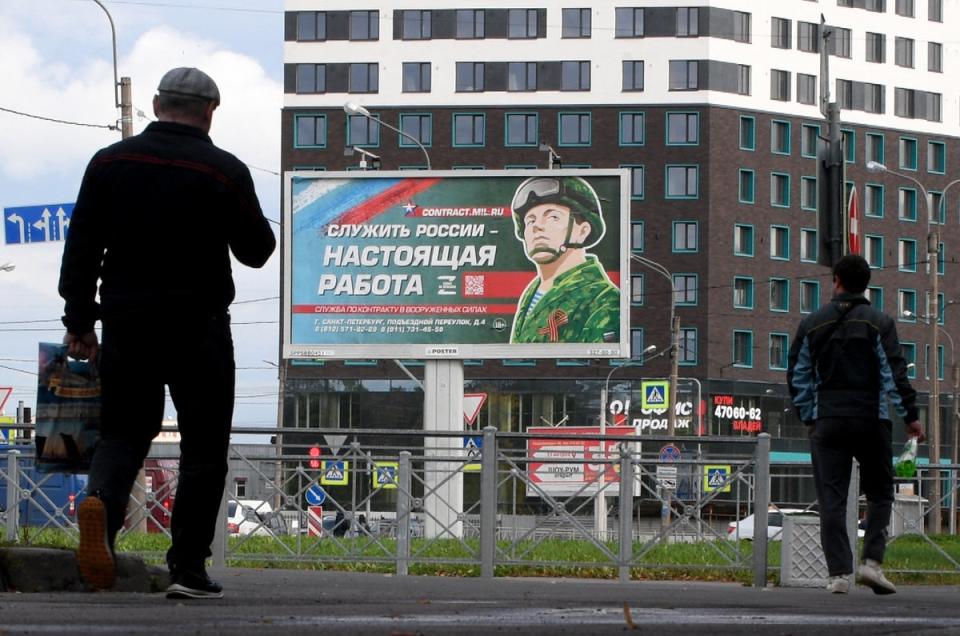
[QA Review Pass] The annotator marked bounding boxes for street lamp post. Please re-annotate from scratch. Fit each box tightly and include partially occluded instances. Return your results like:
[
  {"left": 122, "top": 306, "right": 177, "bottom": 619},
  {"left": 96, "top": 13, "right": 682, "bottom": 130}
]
[
  {"left": 343, "top": 102, "right": 431, "bottom": 169},
  {"left": 90, "top": 0, "right": 132, "bottom": 138},
  {"left": 868, "top": 161, "right": 960, "bottom": 532}
]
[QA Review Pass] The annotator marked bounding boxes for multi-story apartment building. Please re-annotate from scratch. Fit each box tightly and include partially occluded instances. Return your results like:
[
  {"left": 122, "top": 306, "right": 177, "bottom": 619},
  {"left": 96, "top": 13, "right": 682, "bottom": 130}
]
[{"left": 279, "top": 1, "right": 958, "bottom": 465}]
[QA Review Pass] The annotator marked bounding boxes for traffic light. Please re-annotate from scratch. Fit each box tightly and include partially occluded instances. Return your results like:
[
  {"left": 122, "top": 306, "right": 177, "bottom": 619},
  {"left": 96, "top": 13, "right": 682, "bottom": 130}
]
[{"left": 308, "top": 445, "right": 321, "bottom": 470}]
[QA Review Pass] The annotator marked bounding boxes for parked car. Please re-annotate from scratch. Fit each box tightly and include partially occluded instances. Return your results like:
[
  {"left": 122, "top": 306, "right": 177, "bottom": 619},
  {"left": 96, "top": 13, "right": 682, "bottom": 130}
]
[
  {"left": 226, "top": 499, "right": 284, "bottom": 536},
  {"left": 727, "top": 508, "right": 866, "bottom": 541}
]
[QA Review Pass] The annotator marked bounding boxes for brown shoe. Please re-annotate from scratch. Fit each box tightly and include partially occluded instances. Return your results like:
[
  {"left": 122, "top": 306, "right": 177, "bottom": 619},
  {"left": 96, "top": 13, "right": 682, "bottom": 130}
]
[{"left": 77, "top": 496, "right": 116, "bottom": 590}]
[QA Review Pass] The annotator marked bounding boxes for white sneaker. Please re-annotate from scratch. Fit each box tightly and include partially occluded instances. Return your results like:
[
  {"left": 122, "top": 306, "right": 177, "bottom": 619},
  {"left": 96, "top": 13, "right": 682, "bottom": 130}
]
[
  {"left": 826, "top": 576, "right": 850, "bottom": 594},
  {"left": 858, "top": 559, "right": 897, "bottom": 595}
]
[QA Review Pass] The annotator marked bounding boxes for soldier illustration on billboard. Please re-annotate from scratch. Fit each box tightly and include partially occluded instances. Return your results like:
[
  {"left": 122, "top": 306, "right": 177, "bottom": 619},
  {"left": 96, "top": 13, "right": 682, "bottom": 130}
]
[{"left": 509, "top": 176, "right": 620, "bottom": 344}]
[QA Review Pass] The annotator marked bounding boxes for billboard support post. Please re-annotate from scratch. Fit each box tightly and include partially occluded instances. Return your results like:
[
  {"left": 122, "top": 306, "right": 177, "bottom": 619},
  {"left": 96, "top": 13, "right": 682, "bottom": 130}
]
[{"left": 423, "top": 359, "right": 464, "bottom": 539}]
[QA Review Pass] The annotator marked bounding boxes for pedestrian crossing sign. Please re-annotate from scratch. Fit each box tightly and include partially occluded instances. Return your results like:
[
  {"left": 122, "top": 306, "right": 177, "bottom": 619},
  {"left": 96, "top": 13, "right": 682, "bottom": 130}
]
[
  {"left": 703, "top": 465, "right": 732, "bottom": 493},
  {"left": 320, "top": 460, "right": 349, "bottom": 486},
  {"left": 641, "top": 380, "right": 670, "bottom": 410},
  {"left": 372, "top": 461, "right": 399, "bottom": 489},
  {"left": 463, "top": 436, "right": 482, "bottom": 472}
]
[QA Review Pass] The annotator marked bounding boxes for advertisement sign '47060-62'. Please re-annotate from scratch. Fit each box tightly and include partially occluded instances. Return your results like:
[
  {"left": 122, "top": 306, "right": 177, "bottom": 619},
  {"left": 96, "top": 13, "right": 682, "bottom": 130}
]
[{"left": 283, "top": 170, "right": 630, "bottom": 360}]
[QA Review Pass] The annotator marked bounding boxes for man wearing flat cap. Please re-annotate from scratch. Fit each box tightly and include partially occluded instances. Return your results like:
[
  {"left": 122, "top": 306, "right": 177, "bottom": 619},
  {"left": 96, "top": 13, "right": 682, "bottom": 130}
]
[{"left": 59, "top": 67, "right": 276, "bottom": 599}]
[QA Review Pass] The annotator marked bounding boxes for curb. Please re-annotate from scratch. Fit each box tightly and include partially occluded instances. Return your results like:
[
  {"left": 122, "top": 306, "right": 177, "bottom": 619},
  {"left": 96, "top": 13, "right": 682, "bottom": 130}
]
[{"left": 0, "top": 547, "right": 167, "bottom": 593}]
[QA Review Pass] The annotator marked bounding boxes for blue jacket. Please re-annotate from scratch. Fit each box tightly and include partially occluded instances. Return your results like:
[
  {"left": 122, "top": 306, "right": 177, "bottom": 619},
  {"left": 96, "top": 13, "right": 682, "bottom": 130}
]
[{"left": 787, "top": 292, "right": 918, "bottom": 423}]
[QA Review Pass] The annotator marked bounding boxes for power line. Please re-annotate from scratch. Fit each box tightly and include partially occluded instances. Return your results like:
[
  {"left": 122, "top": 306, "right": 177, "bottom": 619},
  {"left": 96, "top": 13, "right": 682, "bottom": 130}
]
[
  {"left": 0, "top": 106, "right": 117, "bottom": 131},
  {"left": 98, "top": 0, "right": 282, "bottom": 14}
]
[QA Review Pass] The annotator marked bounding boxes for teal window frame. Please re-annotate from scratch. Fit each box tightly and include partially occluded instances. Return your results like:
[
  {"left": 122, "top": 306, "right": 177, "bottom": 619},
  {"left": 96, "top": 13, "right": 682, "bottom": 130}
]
[
  {"left": 928, "top": 140, "right": 946, "bottom": 174},
  {"left": 739, "top": 116, "right": 755, "bottom": 150},
  {"left": 734, "top": 223, "right": 755, "bottom": 257},
  {"left": 622, "top": 164, "right": 644, "bottom": 200},
  {"left": 769, "top": 333, "right": 789, "bottom": 370},
  {"left": 344, "top": 359, "right": 378, "bottom": 366},
  {"left": 733, "top": 276, "right": 754, "bottom": 309},
  {"left": 898, "top": 289, "right": 917, "bottom": 321},
  {"left": 865, "top": 234, "right": 884, "bottom": 268},
  {"left": 769, "top": 277, "right": 790, "bottom": 312},
  {"left": 800, "top": 280, "right": 820, "bottom": 313},
  {"left": 771, "top": 119, "right": 791, "bottom": 155},
  {"left": 557, "top": 112, "right": 592, "bottom": 147},
  {"left": 619, "top": 111, "right": 645, "bottom": 145},
  {"left": 673, "top": 273, "right": 698, "bottom": 306},
  {"left": 898, "top": 237, "right": 918, "bottom": 272},
  {"left": 630, "top": 329, "right": 646, "bottom": 361},
  {"left": 452, "top": 112, "right": 486, "bottom": 147},
  {"left": 672, "top": 220, "right": 699, "bottom": 253},
  {"left": 800, "top": 227, "right": 817, "bottom": 263},
  {"left": 899, "top": 136, "right": 918, "bottom": 170},
  {"left": 346, "top": 113, "right": 380, "bottom": 147},
  {"left": 770, "top": 225, "right": 790, "bottom": 261},
  {"left": 866, "top": 285, "right": 884, "bottom": 311},
  {"left": 938, "top": 242, "right": 945, "bottom": 275},
  {"left": 294, "top": 113, "right": 327, "bottom": 148},
  {"left": 866, "top": 132, "right": 885, "bottom": 164},
  {"left": 399, "top": 113, "right": 433, "bottom": 148},
  {"left": 902, "top": 341, "right": 917, "bottom": 378},
  {"left": 665, "top": 111, "right": 699, "bottom": 145},
  {"left": 800, "top": 176, "right": 817, "bottom": 211},
  {"left": 665, "top": 164, "right": 699, "bottom": 199},
  {"left": 504, "top": 112, "right": 539, "bottom": 147},
  {"left": 502, "top": 359, "right": 536, "bottom": 366},
  {"left": 739, "top": 169, "right": 755, "bottom": 204},
  {"left": 842, "top": 128, "right": 856, "bottom": 163},
  {"left": 771, "top": 172, "right": 791, "bottom": 208},
  {"left": 899, "top": 187, "right": 918, "bottom": 221},
  {"left": 631, "top": 221, "right": 644, "bottom": 252},
  {"left": 733, "top": 330, "right": 754, "bottom": 368},
  {"left": 801, "top": 123, "right": 820, "bottom": 158},
  {"left": 864, "top": 183, "right": 884, "bottom": 218},
  {"left": 923, "top": 344, "right": 946, "bottom": 380},
  {"left": 631, "top": 273, "right": 644, "bottom": 305},
  {"left": 679, "top": 327, "right": 698, "bottom": 366},
  {"left": 556, "top": 359, "right": 590, "bottom": 367},
  {"left": 931, "top": 191, "right": 945, "bottom": 224}
]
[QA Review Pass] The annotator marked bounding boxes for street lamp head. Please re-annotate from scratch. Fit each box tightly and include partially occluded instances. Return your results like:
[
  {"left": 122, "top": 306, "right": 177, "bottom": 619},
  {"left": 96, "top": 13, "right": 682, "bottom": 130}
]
[
  {"left": 902, "top": 309, "right": 915, "bottom": 318},
  {"left": 0, "top": 262, "right": 14, "bottom": 272},
  {"left": 642, "top": 344, "right": 657, "bottom": 355},
  {"left": 343, "top": 102, "right": 370, "bottom": 118},
  {"left": 865, "top": 160, "right": 887, "bottom": 174}
]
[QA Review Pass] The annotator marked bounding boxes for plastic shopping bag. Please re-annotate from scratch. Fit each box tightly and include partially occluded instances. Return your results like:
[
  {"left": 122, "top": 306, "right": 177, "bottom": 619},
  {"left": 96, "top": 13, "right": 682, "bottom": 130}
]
[{"left": 34, "top": 342, "right": 101, "bottom": 473}]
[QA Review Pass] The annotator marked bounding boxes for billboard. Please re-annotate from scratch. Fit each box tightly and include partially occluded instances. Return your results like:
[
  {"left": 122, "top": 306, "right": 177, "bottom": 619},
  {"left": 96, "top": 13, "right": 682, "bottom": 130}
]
[
  {"left": 526, "top": 426, "right": 638, "bottom": 497},
  {"left": 283, "top": 170, "right": 630, "bottom": 359}
]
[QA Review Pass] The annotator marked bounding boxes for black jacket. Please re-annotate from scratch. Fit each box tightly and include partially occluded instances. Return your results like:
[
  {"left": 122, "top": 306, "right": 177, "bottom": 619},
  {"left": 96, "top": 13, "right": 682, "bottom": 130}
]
[
  {"left": 59, "top": 122, "right": 276, "bottom": 333},
  {"left": 787, "top": 292, "right": 918, "bottom": 423}
]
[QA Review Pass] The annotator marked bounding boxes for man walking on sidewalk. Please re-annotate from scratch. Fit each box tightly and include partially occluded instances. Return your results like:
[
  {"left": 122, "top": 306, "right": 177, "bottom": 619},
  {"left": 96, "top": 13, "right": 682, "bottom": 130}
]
[
  {"left": 59, "top": 67, "right": 276, "bottom": 598},
  {"left": 787, "top": 254, "right": 924, "bottom": 594}
]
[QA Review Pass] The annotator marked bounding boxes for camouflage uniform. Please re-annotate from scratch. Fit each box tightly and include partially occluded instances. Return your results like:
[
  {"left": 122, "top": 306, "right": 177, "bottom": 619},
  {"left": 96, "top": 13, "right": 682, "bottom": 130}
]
[{"left": 511, "top": 256, "right": 620, "bottom": 343}]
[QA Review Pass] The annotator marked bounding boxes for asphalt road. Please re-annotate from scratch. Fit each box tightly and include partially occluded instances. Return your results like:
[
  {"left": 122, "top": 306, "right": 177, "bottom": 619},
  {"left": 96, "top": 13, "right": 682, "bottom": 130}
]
[{"left": 2, "top": 568, "right": 959, "bottom": 635}]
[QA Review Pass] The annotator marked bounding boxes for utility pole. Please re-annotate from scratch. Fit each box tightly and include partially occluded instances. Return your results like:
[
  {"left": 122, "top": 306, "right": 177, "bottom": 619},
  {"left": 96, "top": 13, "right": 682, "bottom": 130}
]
[
  {"left": 928, "top": 222, "right": 942, "bottom": 532},
  {"left": 120, "top": 77, "right": 133, "bottom": 139},
  {"left": 667, "top": 314, "right": 680, "bottom": 437}
]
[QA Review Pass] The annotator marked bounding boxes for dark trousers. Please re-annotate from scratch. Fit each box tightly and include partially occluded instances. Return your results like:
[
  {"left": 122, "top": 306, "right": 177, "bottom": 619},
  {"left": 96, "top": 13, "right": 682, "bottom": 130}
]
[
  {"left": 808, "top": 417, "right": 894, "bottom": 576},
  {"left": 86, "top": 313, "right": 234, "bottom": 571}
]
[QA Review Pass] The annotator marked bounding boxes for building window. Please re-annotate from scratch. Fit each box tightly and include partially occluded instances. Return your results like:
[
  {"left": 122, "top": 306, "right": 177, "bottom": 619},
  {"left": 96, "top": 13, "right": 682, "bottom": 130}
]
[
  {"left": 771, "top": 173, "right": 790, "bottom": 207},
  {"left": 558, "top": 113, "right": 591, "bottom": 146},
  {"left": 797, "top": 74, "right": 816, "bottom": 105},
  {"left": 456, "top": 9, "right": 484, "bottom": 39},
  {"left": 627, "top": 166, "right": 645, "bottom": 199},
  {"left": 622, "top": 61, "right": 644, "bottom": 91},
  {"left": 666, "top": 112, "right": 698, "bottom": 145},
  {"left": 865, "top": 83, "right": 884, "bottom": 114},
  {"left": 508, "top": 9, "right": 538, "bottom": 39},
  {"left": 733, "top": 277, "right": 754, "bottom": 309},
  {"left": 295, "top": 63, "right": 325, "bottom": 94},
  {"left": 771, "top": 120, "right": 791, "bottom": 154},
  {"left": 666, "top": 165, "right": 698, "bottom": 198},
  {"left": 349, "top": 63, "right": 378, "bottom": 93},
  {"left": 866, "top": 32, "right": 886, "bottom": 63},
  {"left": 771, "top": 17, "right": 791, "bottom": 48},
  {"left": 737, "top": 65, "right": 751, "bottom": 95},
  {"left": 401, "top": 10, "right": 431, "bottom": 40},
  {"left": 235, "top": 478, "right": 247, "bottom": 498},
  {"left": 899, "top": 187, "right": 917, "bottom": 220},
  {"left": 836, "top": 79, "right": 853, "bottom": 109},
  {"left": 928, "top": 42, "right": 942, "bottom": 72},
  {"left": 866, "top": 286, "right": 884, "bottom": 310},
  {"left": 734, "top": 224, "right": 754, "bottom": 257},
  {"left": 801, "top": 124, "right": 819, "bottom": 158},
  {"left": 842, "top": 129, "right": 856, "bottom": 163},
  {"left": 899, "top": 238, "right": 918, "bottom": 272},
  {"left": 561, "top": 61, "right": 590, "bottom": 91},
  {"left": 733, "top": 11, "right": 751, "bottom": 43},
  {"left": 453, "top": 114, "right": 485, "bottom": 147},
  {"left": 865, "top": 184, "right": 884, "bottom": 217},
  {"left": 296, "top": 11, "right": 326, "bottom": 41},
  {"left": 615, "top": 7, "right": 644, "bottom": 37},
  {"left": 895, "top": 37, "right": 914, "bottom": 68},
  {"left": 770, "top": 225, "right": 789, "bottom": 260},
  {"left": 800, "top": 280, "right": 820, "bottom": 313},
  {"left": 400, "top": 114, "right": 432, "bottom": 147},
  {"left": 769, "top": 333, "right": 789, "bottom": 370},
  {"left": 631, "top": 221, "right": 644, "bottom": 252},
  {"left": 931, "top": 191, "right": 945, "bottom": 224},
  {"left": 631, "top": 329, "right": 645, "bottom": 360},
  {"left": 830, "top": 27, "right": 852, "bottom": 58},
  {"left": 673, "top": 221, "right": 698, "bottom": 252},
  {"left": 402, "top": 63, "right": 431, "bottom": 93},
  {"left": 895, "top": 88, "right": 915, "bottom": 118},
  {"left": 679, "top": 328, "right": 697, "bottom": 365},
  {"left": 677, "top": 7, "right": 699, "bottom": 36},
  {"left": 349, "top": 10, "right": 379, "bottom": 41},
  {"left": 928, "top": 141, "right": 946, "bottom": 174},
  {"left": 800, "top": 228, "right": 818, "bottom": 262},
  {"left": 900, "top": 137, "right": 918, "bottom": 170},
  {"left": 770, "top": 278, "right": 789, "bottom": 312},
  {"left": 733, "top": 330, "right": 754, "bottom": 367},
  {"left": 505, "top": 113, "right": 537, "bottom": 146},
  {"left": 631, "top": 274, "right": 644, "bottom": 305},
  {"left": 929, "top": 0, "right": 943, "bottom": 21},
  {"left": 456, "top": 63, "right": 484, "bottom": 92},
  {"left": 562, "top": 8, "right": 591, "bottom": 38},
  {"left": 800, "top": 176, "right": 817, "bottom": 210},
  {"left": 348, "top": 114, "right": 379, "bottom": 147},
  {"left": 866, "top": 0, "right": 886, "bottom": 11},
  {"left": 294, "top": 114, "right": 326, "bottom": 148},
  {"left": 865, "top": 235, "right": 884, "bottom": 268},
  {"left": 771, "top": 69, "right": 790, "bottom": 101},
  {"left": 902, "top": 341, "right": 917, "bottom": 378},
  {"left": 866, "top": 133, "right": 885, "bottom": 164},
  {"left": 740, "top": 116, "right": 755, "bottom": 150},
  {"left": 896, "top": 0, "right": 915, "bottom": 17},
  {"left": 673, "top": 273, "right": 698, "bottom": 306},
  {"left": 669, "top": 61, "right": 698, "bottom": 90},
  {"left": 620, "top": 112, "right": 644, "bottom": 145},
  {"left": 798, "top": 22, "right": 819, "bottom": 53},
  {"left": 508, "top": 62, "right": 537, "bottom": 92},
  {"left": 739, "top": 169, "right": 755, "bottom": 203},
  {"left": 899, "top": 289, "right": 917, "bottom": 320}
]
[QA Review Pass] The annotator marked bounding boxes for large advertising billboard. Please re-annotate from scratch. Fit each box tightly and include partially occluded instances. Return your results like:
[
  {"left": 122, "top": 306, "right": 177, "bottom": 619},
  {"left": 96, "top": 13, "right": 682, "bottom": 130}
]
[{"left": 283, "top": 170, "right": 630, "bottom": 360}]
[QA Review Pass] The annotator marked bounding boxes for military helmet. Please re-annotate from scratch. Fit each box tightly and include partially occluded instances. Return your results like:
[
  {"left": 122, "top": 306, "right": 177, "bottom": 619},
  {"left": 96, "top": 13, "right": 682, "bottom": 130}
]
[{"left": 511, "top": 176, "right": 606, "bottom": 248}]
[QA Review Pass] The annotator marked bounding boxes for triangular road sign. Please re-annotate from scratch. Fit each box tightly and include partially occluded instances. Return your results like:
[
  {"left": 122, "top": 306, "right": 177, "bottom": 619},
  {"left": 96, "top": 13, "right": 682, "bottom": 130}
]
[
  {"left": 324, "top": 434, "right": 348, "bottom": 455},
  {"left": 463, "top": 393, "right": 487, "bottom": 427}
]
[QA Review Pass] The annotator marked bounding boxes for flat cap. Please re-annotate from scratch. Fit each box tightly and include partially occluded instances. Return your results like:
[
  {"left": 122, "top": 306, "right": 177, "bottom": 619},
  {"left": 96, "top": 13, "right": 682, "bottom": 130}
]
[{"left": 157, "top": 67, "right": 220, "bottom": 105}]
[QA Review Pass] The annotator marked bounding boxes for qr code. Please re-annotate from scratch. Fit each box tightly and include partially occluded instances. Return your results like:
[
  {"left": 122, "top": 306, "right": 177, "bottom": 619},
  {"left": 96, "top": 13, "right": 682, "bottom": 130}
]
[{"left": 464, "top": 275, "right": 485, "bottom": 296}]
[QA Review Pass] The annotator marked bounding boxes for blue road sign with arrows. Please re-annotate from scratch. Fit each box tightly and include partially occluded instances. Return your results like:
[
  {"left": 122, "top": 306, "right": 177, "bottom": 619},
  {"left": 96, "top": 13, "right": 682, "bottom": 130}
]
[
  {"left": 306, "top": 485, "right": 326, "bottom": 506},
  {"left": 4, "top": 203, "right": 75, "bottom": 245}
]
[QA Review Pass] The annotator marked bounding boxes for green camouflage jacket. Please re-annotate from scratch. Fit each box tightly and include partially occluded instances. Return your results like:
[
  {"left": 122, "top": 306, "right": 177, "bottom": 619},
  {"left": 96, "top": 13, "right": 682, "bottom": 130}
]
[{"left": 510, "top": 256, "right": 620, "bottom": 344}]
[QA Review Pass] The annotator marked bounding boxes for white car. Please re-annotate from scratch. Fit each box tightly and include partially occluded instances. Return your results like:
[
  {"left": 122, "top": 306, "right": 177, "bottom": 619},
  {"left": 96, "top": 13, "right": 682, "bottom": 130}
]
[
  {"left": 226, "top": 499, "right": 279, "bottom": 536},
  {"left": 727, "top": 508, "right": 866, "bottom": 541}
]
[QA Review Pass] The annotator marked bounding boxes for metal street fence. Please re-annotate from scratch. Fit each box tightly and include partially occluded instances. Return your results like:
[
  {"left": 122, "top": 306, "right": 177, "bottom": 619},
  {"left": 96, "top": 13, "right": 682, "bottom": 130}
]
[{"left": 2, "top": 428, "right": 959, "bottom": 586}]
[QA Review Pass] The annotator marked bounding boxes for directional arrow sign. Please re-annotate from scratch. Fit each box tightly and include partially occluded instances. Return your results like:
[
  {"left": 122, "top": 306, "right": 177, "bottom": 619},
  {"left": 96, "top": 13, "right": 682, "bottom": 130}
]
[{"left": 4, "top": 203, "right": 74, "bottom": 245}]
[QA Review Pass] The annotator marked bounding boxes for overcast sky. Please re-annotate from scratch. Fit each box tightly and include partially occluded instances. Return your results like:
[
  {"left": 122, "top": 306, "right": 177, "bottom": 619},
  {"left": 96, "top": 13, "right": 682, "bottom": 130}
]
[{"left": 0, "top": 0, "right": 285, "bottom": 433}]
